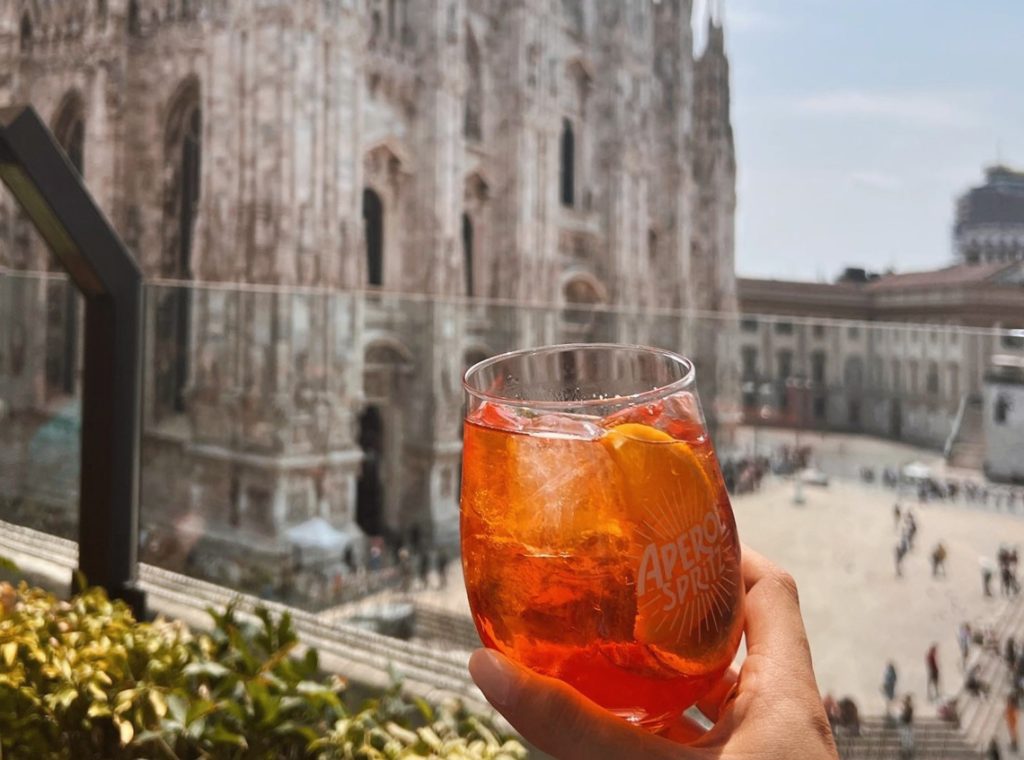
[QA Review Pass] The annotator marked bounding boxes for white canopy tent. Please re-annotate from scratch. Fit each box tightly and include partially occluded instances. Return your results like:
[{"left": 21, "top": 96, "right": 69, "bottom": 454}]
[
  {"left": 901, "top": 462, "right": 933, "bottom": 481},
  {"left": 285, "top": 517, "right": 359, "bottom": 554}
]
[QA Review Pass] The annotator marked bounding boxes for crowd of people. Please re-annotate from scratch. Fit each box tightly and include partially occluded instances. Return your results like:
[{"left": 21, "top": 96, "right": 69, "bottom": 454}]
[
  {"left": 824, "top": 626, "right": 1023, "bottom": 757},
  {"left": 944, "top": 620, "right": 1023, "bottom": 758},
  {"left": 720, "top": 454, "right": 770, "bottom": 495},
  {"left": 869, "top": 466, "right": 1024, "bottom": 515},
  {"left": 822, "top": 494, "right": 1024, "bottom": 757},
  {"left": 994, "top": 547, "right": 1023, "bottom": 598},
  {"left": 889, "top": 501, "right": 1021, "bottom": 602},
  {"left": 274, "top": 539, "right": 455, "bottom": 608},
  {"left": 722, "top": 443, "right": 812, "bottom": 495}
]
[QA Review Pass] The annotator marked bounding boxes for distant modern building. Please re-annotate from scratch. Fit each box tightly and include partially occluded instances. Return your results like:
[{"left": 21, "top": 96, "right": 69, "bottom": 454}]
[
  {"left": 736, "top": 262, "right": 1024, "bottom": 457},
  {"left": 956, "top": 165, "right": 1024, "bottom": 265}
]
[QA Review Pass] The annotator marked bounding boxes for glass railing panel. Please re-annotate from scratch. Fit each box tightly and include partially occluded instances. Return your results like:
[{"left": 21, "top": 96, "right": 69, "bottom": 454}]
[{"left": 0, "top": 270, "right": 81, "bottom": 544}]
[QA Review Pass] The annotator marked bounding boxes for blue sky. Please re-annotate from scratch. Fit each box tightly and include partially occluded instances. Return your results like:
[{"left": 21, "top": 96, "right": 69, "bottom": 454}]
[{"left": 704, "top": 0, "right": 1024, "bottom": 280}]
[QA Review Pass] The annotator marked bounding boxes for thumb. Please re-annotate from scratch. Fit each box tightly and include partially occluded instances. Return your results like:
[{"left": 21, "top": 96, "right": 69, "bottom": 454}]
[{"left": 469, "top": 649, "right": 693, "bottom": 760}]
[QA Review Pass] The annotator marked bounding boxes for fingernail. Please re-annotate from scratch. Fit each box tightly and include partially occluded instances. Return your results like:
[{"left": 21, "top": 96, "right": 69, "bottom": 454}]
[{"left": 470, "top": 649, "right": 516, "bottom": 709}]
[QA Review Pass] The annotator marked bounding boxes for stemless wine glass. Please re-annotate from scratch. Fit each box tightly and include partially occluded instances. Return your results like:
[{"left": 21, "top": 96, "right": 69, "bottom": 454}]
[{"left": 460, "top": 344, "right": 744, "bottom": 732}]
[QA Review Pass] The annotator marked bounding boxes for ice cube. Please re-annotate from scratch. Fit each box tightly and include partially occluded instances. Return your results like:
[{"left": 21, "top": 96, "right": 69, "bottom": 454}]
[
  {"left": 600, "top": 401, "right": 665, "bottom": 430},
  {"left": 660, "top": 392, "right": 707, "bottom": 444},
  {"left": 470, "top": 401, "right": 529, "bottom": 432},
  {"left": 524, "top": 412, "right": 605, "bottom": 441},
  {"left": 599, "top": 392, "right": 707, "bottom": 444}
]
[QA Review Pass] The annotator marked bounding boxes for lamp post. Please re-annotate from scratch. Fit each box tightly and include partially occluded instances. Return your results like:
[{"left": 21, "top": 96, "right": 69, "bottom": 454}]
[
  {"left": 787, "top": 376, "right": 812, "bottom": 505},
  {"left": 752, "top": 381, "right": 775, "bottom": 457}
]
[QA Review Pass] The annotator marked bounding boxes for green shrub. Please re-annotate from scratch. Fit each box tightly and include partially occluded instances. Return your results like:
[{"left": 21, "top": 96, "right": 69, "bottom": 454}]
[{"left": 0, "top": 583, "right": 525, "bottom": 760}]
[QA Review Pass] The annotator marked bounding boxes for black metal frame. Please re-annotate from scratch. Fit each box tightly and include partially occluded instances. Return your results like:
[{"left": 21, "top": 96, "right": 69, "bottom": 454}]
[{"left": 0, "top": 105, "right": 145, "bottom": 615}]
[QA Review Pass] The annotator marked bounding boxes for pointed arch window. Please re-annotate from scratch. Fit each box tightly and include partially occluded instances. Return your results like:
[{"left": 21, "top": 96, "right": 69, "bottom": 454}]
[
  {"left": 560, "top": 119, "right": 575, "bottom": 207},
  {"left": 155, "top": 81, "right": 202, "bottom": 418},
  {"left": 462, "top": 213, "right": 474, "bottom": 297},
  {"left": 363, "top": 188, "right": 384, "bottom": 287},
  {"left": 127, "top": 0, "right": 141, "bottom": 36},
  {"left": 19, "top": 14, "right": 33, "bottom": 53},
  {"left": 464, "top": 31, "right": 483, "bottom": 140},
  {"left": 45, "top": 95, "right": 87, "bottom": 398}
]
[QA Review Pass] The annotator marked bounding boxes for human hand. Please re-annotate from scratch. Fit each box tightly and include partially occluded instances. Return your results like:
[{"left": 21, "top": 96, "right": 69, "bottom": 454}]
[{"left": 469, "top": 546, "right": 839, "bottom": 760}]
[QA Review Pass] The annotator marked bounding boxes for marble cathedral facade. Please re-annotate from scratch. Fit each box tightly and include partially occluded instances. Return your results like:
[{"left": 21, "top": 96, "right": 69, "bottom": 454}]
[{"left": 0, "top": 0, "right": 737, "bottom": 572}]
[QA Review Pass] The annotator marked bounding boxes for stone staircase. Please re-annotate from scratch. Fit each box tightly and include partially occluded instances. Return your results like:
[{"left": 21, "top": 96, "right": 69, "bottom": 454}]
[
  {"left": 945, "top": 395, "right": 986, "bottom": 471},
  {"left": 834, "top": 591, "right": 1024, "bottom": 760},
  {"left": 958, "top": 593, "right": 1024, "bottom": 751},
  {"left": 412, "top": 602, "right": 481, "bottom": 651},
  {"left": 834, "top": 717, "right": 979, "bottom": 760}
]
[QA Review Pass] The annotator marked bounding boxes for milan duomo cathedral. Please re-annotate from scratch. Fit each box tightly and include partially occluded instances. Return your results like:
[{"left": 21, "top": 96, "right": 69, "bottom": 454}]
[{"left": 0, "top": 0, "right": 737, "bottom": 578}]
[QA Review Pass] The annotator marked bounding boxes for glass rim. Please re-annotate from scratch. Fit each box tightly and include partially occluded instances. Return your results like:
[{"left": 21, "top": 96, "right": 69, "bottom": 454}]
[{"left": 462, "top": 343, "right": 696, "bottom": 411}]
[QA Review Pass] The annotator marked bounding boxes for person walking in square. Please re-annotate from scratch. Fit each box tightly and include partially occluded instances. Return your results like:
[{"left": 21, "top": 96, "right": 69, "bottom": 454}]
[
  {"left": 437, "top": 549, "right": 450, "bottom": 589},
  {"left": 882, "top": 662, "right": 898, "bottom": 715},
  {"left": 931, "top": 542, "right": 948, "bottom": 578},
  {"left": 895, "top": 539, "right": 908, "bottom": 577},
  {"left": 1006, "top": 692, "right": 1019, "bottom": 753},
  {"left": 983, "top": 561, "right": 995, "bottom": 597},
  {"left": 926, "top": 644, "right": 941, "bottom": 701},
  {"left": 958, "top": 622, "right": 972, "bottom": 670},
  {"left": 899, "top": 694, "right": 915, "bottom": 759},
  {"left": 905, "top": 512, "right": 918, "bottom": 550}
]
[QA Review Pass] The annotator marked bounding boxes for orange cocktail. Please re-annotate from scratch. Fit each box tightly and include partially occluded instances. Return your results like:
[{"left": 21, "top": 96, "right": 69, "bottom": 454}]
[{"left": 461, "top": 344, "right": 744, "bottom": 731}]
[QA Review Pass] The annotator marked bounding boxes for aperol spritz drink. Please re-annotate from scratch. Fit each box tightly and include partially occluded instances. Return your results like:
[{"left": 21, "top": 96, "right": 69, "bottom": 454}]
[{"left": 461, "top": 344, "right": 744, "bottom": 731}]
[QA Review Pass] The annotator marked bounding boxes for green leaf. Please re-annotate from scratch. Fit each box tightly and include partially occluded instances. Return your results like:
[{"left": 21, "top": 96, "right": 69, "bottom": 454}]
[
  {"left": 166, "top": 692, "right": 189, "bottom": 723},
  {"left": 148, "top": 689, "right": 168, "bottom": 718},
  {"left": 0, "top": 581, "right": 529, "bottom": 758},
  {"left": 411, "top": 697, "right": 435, "bottom": 723},
  {"left": 184, "top": 697, "right": 216, "bottom": 725},
  {"left": 296, "top": 680, "right": 332, "bottom": 696},
  {"left": 303, "top": 647, "right": 319, "bottom": 674},
  {"left": 114, "top": 715, "right": 134, "bottom": 745},
  {"left": 86, "top": 702, "right": 111, "bottom": 718},
  {"left": 183, "top": 661, "right": 230, "bottom": 679},
  {"left": 206, "top": 725, "right": 248, "bottom": 748},
  {"left": 52, "top": 688, "right": 77, "bottom": 710},
  {"left": 417, "top": 726, "right": 443, "bottom": 751},
  {"left": 185, "top": 715, "right": 207, "bottom": 739},
  {"left": 271, "top": 720, "right": 319, "bottom": 742}
]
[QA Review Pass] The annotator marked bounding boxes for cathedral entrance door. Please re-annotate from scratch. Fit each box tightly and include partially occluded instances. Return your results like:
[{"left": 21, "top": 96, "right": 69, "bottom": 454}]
[{"left": 356, "top": 405, "right": 385, "bottom": 536}]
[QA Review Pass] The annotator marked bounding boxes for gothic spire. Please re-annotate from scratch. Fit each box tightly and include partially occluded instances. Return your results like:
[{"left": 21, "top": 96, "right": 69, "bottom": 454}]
[{"left": 709, "top": 0, "right": 724, "bottom": 29}]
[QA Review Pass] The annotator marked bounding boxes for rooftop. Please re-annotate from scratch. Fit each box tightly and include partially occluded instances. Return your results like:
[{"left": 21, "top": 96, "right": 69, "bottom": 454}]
[
  {"left": 740, "top": 261, "right": 1024, "bottom": 293},
  {"left": 863, "top": 261, "right": 1021, "bottom": 291},
  {"left": 957, "top": 165, "right": 1024, "bottom": 228}
]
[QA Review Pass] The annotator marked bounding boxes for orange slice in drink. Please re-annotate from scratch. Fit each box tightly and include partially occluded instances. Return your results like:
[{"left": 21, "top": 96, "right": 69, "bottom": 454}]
[{"left": 601, "top": 423, "right": 740, "bottom": 671}]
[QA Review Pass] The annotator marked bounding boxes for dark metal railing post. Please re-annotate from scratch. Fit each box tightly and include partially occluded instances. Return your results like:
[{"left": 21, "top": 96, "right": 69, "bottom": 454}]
[{"left": 0, "top": 105, "right": 145, "bottom": 615}]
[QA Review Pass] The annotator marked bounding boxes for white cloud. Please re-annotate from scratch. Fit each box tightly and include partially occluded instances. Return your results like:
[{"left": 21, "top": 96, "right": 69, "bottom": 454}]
[
  {"left": 850, "top": 171, "right": 902, "bottom": 191},
  {"left": 796, "top": 90, "right": 982, "bottom": 129}
]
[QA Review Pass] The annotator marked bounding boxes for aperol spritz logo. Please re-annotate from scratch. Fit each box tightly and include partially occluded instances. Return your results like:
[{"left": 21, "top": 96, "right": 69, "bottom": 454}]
[{"left": 637, "top": 509, "right": 731, "bottom": 623}]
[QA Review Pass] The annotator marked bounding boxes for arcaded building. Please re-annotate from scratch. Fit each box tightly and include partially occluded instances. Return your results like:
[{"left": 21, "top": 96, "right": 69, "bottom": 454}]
[
  {"left": 737, "top": 262, "right": 1024, "bottom": 460},
  {"left": 0, "top": 1, "right": 738, "bottom": 574}
]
